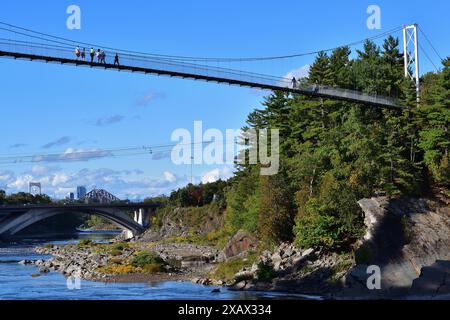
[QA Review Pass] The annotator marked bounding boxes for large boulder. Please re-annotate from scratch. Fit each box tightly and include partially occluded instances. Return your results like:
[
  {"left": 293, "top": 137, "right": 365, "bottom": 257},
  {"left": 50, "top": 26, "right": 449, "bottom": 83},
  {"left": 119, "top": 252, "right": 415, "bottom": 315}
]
[{"left": 220, "top": 230, "right": 258, "bottom": 260}]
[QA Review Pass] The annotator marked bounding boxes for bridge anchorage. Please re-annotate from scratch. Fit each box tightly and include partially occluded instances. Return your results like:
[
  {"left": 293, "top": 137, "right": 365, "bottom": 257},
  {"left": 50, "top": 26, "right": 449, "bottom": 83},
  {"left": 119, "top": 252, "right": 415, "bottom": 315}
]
[
  {"left": 0, "top": 203, "right": 160, "bottom": 239},
  {"left": 0, "top": 22, "right": 421, "bottom": 110}
]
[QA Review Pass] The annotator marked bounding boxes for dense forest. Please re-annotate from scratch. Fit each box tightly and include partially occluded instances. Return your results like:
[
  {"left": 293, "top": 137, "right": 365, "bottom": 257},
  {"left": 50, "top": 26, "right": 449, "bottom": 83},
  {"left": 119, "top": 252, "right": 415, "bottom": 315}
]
[{"left": 156, "top": 36, "right": 449, "bottom": 252}]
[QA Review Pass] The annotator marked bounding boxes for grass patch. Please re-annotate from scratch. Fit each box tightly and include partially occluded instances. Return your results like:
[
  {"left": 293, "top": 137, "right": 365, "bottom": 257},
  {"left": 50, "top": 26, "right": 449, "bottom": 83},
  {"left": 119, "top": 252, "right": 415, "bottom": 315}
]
[
  {"left": 111, "top": 242, "right": 129, "bottom": 251},
  {"left": 98, "top": 264, "right": 136, "bottom": 275},
  {"left": 110, "top": 249, "right": 123, "bottom": 257},
  {"left": 210, "top": 251, "right": 257, "bottom": 282},
  {"left": 77, "top": 239, "right": 94, "bottom": 248}
]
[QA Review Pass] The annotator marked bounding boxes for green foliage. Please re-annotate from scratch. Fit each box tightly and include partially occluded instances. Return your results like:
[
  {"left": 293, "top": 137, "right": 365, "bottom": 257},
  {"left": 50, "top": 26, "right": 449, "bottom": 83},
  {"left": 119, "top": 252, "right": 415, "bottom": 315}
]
[
  {"left": 417, "top": 58, "right": 450, "bottom": 186},
  {"left": 354, "top": 242, "right": 375, "bottom": 265},
  {"left": 168, "top": 180, "right": 228, "bottom": 208},
  {"left": 144, "top": 38, "right": 449, "bottom": 258},
  {"left": 401, "top": 215, "right": 412, "bottom": 244},
  {"left": 258, "top": 169, "right": 295, "bottom": 245},
  {"left": 256, "top": 262, "right": 276, "bottom": 282},
  {"left": 112, "top": 242, "right": 129, "bottom": 251},
  {"left": 84, "top": 215, "right": 114, "bottom": 229},
  {"left": 224, "top": 168, "right": 261, "bottom": 234},
  {"left": 210, "top": 252, "right": 258, "bottom": 282},
  {"left": 131, "top": 252, "right": 164, "bottom": 268},
  {"left": 110, "top": 249, "right": 123, "bottom": 257},
  {"left": 77, "top": 239, "right": 94, "bottom": 248},
  {"left": 294, "top": 174, "right": 364, "bottom": 249},
  {"left": 2, "top": 192, "right": 52, "bottom": 205}
]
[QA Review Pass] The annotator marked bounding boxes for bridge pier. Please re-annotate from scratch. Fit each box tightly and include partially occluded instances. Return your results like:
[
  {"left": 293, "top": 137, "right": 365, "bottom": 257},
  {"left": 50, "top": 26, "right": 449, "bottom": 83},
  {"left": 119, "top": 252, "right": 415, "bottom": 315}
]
[{"left": 133, "top": 208, "right": 152, "bottom": 228}]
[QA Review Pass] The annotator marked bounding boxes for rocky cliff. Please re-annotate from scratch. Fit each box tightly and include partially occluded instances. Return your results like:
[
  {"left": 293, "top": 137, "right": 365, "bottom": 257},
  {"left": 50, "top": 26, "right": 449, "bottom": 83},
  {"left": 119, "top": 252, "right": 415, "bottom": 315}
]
[{"left": 342, "top": 196, "right": 450, "bottom": 298}]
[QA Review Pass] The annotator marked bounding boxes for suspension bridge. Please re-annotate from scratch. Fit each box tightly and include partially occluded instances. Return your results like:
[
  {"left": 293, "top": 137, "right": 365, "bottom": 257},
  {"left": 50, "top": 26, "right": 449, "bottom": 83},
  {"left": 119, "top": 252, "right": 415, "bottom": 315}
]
[{"left": 0, "top": 22, "right": 433, "bottom": 109}]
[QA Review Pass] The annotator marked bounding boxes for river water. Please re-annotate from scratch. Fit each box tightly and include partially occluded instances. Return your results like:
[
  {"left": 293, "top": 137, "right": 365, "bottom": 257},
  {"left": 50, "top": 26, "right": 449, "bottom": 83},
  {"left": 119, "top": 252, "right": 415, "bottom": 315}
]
[{"left": 0, "top": 233, "right": 314, "bottom": 300}]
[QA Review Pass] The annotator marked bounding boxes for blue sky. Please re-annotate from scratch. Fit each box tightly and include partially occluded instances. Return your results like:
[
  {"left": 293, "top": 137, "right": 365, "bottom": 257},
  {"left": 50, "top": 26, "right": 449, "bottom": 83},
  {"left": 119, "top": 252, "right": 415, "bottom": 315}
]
[{"left": 0, "top": 0, "right": 448, "bottom": 199}]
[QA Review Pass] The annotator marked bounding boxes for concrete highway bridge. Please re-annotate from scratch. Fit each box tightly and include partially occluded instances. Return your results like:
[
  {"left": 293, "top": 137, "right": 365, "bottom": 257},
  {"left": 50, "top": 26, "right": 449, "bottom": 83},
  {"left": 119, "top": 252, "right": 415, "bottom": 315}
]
[{"left": 0, "top": 203, "right": 161, "bottom": 238}]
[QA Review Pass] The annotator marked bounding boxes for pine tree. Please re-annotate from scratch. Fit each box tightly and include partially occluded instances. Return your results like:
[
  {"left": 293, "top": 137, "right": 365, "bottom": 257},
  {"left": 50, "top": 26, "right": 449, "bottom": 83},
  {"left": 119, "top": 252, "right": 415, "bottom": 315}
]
[
  {"left": 418, "top": 57, "right": 450, "bottom": 185},
  {"left": 381, "top": 36, "right": 404, "bottom": 97}
]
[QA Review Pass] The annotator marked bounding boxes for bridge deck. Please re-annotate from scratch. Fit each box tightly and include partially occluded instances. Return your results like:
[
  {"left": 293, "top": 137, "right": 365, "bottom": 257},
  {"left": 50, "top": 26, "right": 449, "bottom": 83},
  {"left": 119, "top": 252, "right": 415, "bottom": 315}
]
[{"left": 0, "top": 41, "right": 402, "bottom": 109}]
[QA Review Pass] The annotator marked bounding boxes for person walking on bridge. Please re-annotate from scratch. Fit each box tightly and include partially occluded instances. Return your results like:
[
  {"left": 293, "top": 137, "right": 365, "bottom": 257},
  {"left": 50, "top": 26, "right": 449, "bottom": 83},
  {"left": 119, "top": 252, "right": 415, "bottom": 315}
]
[
  {"left": 90, "top": 48, "right": 95, "bottom": 63},
  {"left": 313, "top": 80, "right": 320, "bottom": 93},
  {"left": 291, "top": 77, "right": 297, "bottom": 89},
  {"left": 81, "top": 48, "right": 86, "bottom": 61},
  {"left": 96, "top": 49, "right": 101, "bottom": 63},
  {"left": 75, "top": 46, "right": 81, "bottom": 60},
  {"left": 101, "top": 50, "right": 106, "bottom": 64},
  {"left": 114, "top": 53, "right": 120, "bottom": 66}
]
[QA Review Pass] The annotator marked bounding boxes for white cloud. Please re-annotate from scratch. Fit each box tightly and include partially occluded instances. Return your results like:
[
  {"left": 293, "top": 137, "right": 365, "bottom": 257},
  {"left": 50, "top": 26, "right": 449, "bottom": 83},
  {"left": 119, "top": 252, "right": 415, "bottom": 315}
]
[
  {"left": 32, "top": 148, "right": 112, "bottom": 163},
  {"left": 163, "top": 171, "right": 177, "bottom": 183},
  {"left": 136, "top": 90, "right": 166, "bottom": 107},
  {"left": 284, "top": 64, "right": 310, "bottom": 80},
  {"left": 0, "top": 165, "right": 234, "bottom": 200},
  {"left": 0, "top": 166, "right": 189, "bottom": 200},
  {"left": 201, "top": 166, "right": 233, "bottom": 184}
]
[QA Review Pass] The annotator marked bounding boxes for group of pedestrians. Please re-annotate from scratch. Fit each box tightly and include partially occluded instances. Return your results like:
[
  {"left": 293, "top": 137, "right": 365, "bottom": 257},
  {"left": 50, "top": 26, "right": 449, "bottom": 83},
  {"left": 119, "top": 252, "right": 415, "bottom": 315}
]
[{"left": 75, "top": 46, "right": 120, "bottom": 66}]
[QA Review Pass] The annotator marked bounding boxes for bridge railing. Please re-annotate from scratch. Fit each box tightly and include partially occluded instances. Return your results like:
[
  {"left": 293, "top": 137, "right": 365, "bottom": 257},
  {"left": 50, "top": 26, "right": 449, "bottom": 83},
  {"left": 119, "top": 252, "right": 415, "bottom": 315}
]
[
  {"left": 315, "top": 85, "right": 398, "bottom": 107},
  {"left": 0, "top": 39, "right": 400, "bottom": 108},
  {"left": 0, "top": 40, "right": 291, "bottom": 86}
]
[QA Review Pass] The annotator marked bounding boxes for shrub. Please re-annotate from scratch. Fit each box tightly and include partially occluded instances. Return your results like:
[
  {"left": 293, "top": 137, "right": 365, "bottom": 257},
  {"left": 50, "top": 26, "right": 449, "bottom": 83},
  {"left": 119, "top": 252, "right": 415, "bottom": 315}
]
[
  {"left": 256, "top": 262, "right": 276, "bottom": 282},
  {"left": 112, "top": 242, "right": 129, "bottom": 252},
  {"left": 142, "top": 263, "right": 165, "bottom": 274},
  {"left": 110, "top": 249, "right": 123, "bottom": 257},
  {"left": 293, "top": 175, "right": 364, "bottom": 250},
  {"left": 211, "top": 252, "right": 257, "bottom": 282},
  {"left": 98, "top": 264, "right": 135, "bottom": 275},
  {"left": 354, "top": 242, "right": 375, "bottom": 265},
  {"left": 131, "top": 252, "right": 165, "bottom": 269},
  {"left": 77, "top": 239, "right": 93, "bottom": 248}
]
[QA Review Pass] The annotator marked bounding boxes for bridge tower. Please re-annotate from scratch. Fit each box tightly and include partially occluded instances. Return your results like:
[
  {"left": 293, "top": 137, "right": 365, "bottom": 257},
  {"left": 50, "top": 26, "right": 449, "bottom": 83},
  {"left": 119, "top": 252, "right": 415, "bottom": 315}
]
[{"left": 403, "top": 24, "right": 420, "bottom": 101}]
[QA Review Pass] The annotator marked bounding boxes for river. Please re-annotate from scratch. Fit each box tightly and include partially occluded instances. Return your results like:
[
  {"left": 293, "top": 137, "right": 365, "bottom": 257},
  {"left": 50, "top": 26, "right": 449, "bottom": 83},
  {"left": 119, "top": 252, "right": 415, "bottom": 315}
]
[{"left": 0, "top": 232, "right": 314, "bottom": 300}]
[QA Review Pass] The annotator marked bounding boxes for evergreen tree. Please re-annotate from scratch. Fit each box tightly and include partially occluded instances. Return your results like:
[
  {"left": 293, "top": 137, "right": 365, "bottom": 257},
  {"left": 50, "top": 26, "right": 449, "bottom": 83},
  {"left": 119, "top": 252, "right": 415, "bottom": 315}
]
[
  {"left": 258, "top": 169, "right": 295, "bottom": 245},
  {"left": 418, "top": 58, "right": 450, "bottom": 185}
]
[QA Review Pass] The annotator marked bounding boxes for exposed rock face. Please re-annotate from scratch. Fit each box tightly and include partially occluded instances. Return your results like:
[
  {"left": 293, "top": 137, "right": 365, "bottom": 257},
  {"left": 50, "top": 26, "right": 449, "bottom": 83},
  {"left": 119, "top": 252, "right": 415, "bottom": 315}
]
[
  {"left": 136, "top": 206, "right": 224, "bottom": 242},
  {"left": 409, "top": 261, "right": 450, "bottom": 299},
  {"left": 219, "top": 230, "right": 258, "bottom": 261},
  {"left": 342, "top": 197, "right": 450, "bottom": 297}
]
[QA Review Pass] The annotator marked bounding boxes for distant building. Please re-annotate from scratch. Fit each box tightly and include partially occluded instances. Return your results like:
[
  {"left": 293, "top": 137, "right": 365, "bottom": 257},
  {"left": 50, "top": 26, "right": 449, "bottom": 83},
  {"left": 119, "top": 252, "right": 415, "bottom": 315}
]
[
  {"left": 29, "top": 182, "right": 42, "bottom": 196},
  {"left": 77, "top": 186, "right": 87, "bottom": 200},
  {"left": 84, "top": 189, "right": 120, "bottom": 204},
  {"left": 66, "top": 192, "right": 75, "bottom": 201}
]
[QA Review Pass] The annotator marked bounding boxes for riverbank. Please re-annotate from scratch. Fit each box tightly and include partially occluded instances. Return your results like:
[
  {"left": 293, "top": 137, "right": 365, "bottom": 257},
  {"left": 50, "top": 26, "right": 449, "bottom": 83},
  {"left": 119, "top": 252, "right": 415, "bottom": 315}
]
[{"left": 30, "top": 241, "right": 221, "bottom": 284}]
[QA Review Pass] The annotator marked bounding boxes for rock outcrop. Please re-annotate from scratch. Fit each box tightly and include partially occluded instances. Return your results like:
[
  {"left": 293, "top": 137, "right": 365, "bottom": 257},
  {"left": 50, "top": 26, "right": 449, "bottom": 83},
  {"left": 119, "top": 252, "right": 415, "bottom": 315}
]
[
  {"left": 341, "top": 197, "right": 450, "bottom": 298},
  {"left": 228, "top": 243, "right": 351, "bottom": 295},
  {"left": 218, "top": 230, "right": 258, "bottom": 261}
]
